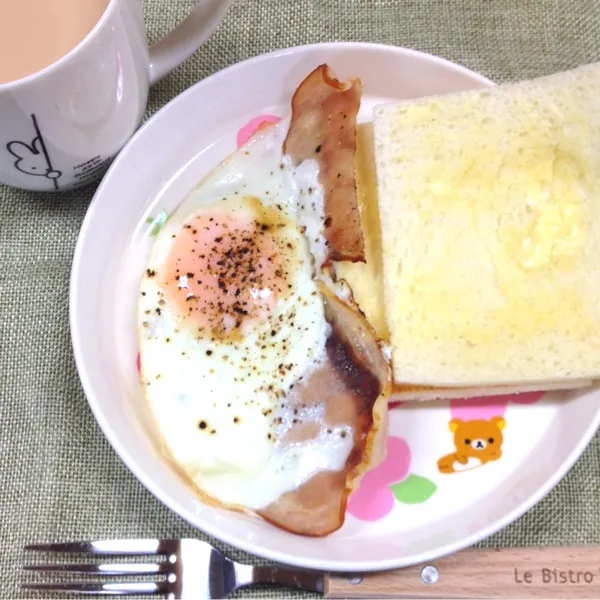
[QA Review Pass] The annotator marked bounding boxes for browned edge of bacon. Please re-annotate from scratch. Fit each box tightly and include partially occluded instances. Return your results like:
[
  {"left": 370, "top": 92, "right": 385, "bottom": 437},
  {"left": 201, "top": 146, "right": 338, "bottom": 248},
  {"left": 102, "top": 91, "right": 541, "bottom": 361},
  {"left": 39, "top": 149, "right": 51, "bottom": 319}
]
[
  {"left": 257, "top": 282, "right": 390, "bottom": 537},
  {"left": 283, "top": 64, "right": 365, "bottom": 263}
]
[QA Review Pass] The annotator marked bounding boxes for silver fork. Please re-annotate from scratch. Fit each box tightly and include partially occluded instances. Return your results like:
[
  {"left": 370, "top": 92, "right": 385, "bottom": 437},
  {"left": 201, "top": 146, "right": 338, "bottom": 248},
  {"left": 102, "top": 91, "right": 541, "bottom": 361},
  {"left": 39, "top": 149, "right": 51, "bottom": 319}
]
[{"left": 23, "top": 538, "right": 324, "bottom": 598}]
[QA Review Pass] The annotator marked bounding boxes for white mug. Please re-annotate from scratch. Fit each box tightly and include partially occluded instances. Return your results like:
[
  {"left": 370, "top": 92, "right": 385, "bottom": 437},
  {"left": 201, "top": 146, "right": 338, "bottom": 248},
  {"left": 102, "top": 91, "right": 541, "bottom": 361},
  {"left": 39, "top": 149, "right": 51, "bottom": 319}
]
[{"left": 0, "top": 0, "right": 231, "bottom": 192}]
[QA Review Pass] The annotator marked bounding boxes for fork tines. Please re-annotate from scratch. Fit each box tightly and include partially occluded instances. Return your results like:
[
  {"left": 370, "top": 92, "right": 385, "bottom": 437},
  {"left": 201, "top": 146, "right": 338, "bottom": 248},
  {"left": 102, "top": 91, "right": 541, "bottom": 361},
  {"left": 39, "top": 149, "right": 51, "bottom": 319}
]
[
  {"left": 23, "top": 539, "right": 179, "bottom": 596},
  {"left": 25, "top": 539, "right": 179, "bottom": 555},
  {"left": 21, "top": 581, "right": 172, "bottom": 596}
]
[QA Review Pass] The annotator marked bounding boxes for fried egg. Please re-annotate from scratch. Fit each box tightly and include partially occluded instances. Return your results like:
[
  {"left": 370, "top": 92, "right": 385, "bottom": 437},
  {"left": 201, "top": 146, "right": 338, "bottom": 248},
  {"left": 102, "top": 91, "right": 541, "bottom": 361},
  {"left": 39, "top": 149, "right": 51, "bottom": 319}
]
[{"left": 138, "top": 122, "right": 355, "bottom": 510}]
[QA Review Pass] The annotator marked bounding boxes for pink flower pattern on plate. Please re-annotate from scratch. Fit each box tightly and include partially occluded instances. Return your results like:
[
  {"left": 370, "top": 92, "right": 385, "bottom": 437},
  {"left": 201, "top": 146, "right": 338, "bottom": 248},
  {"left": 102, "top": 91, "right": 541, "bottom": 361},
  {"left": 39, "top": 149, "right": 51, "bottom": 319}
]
[
  {"left": 450, "top": 391, "right": 543, "bottom": 421},
  {"left": 236, "top": 115, "right": 281, "bottom": 148},
  {"left": 347, "top": 436, "right": 411, "bottom": 521}
]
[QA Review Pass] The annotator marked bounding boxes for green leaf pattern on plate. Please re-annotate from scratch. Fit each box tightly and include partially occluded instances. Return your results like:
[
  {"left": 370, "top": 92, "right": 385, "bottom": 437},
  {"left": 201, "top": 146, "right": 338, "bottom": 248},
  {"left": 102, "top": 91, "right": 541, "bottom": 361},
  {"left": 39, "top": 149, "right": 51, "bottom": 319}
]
[
  {"left": 146, "top": 209, "right": 168, "bottom": 236},
  {"left": 391, "top": 474, "right": 437, "bottom": 504}
]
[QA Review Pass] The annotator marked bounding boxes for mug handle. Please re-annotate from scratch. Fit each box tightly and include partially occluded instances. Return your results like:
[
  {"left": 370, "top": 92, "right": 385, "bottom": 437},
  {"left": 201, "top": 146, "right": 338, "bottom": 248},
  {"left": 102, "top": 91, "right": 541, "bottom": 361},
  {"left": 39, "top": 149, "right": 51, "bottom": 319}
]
[{"left": 148, "top": 0, "right": 232, "bottom": 85}]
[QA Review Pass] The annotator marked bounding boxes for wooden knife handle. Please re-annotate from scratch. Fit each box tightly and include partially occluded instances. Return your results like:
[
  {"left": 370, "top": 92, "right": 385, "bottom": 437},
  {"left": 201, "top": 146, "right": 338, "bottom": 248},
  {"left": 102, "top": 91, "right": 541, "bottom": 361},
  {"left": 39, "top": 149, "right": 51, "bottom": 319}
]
[{"left": 325, "top": 546, "right": 600, "bottom": 598}]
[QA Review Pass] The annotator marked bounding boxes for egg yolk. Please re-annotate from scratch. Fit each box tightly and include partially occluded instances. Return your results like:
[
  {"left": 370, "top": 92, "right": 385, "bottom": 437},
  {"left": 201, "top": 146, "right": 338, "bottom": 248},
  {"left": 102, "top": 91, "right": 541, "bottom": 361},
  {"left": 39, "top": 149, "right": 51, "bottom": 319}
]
[{"left": 159, "top": 197, "right": 295, "bottom": 339}]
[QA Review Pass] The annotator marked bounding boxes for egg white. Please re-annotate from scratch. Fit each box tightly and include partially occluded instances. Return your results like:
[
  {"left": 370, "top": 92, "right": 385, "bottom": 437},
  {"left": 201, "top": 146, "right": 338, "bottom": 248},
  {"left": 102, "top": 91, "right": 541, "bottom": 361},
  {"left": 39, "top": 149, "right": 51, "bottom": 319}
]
[{"left": 138, "top": 122, "right": 354, "bottom": 510}]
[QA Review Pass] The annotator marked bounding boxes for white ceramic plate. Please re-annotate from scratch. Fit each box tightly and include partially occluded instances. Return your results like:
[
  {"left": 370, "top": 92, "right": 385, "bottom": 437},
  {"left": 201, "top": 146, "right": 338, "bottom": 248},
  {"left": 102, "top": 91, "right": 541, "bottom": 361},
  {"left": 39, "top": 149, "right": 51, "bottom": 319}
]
[{"left": 70, "top": 42, "right": 600, "bottom": 572}]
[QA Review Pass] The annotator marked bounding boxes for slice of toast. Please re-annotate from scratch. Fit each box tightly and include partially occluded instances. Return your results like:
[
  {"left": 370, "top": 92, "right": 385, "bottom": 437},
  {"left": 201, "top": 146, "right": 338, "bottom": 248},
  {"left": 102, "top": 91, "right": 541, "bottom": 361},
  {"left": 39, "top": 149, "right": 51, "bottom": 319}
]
[
  {"left": 337, "top": 125, "right": 591, "bottom": 400},
  {"left": 373, "top": 62, "right": 600, "bottom": 386}
]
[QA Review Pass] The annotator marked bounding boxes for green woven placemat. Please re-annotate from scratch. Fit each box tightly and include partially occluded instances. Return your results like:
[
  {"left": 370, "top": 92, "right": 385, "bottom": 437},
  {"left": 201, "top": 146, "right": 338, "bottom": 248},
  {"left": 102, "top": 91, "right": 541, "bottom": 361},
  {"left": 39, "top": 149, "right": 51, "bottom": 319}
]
[{"left": 2, "top": 1, "right": 600, "bottom": 598}]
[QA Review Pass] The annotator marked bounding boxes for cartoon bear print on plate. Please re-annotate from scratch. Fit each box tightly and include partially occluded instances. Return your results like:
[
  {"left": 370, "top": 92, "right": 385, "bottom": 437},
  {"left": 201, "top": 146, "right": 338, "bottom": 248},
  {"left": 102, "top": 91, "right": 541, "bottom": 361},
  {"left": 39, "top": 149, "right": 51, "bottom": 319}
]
[
  {"left": 437, "top": 392, "right": 543, "bottom": 474},
  {"left": 437, "top": 416, "right": 505, "bottom": 473}
]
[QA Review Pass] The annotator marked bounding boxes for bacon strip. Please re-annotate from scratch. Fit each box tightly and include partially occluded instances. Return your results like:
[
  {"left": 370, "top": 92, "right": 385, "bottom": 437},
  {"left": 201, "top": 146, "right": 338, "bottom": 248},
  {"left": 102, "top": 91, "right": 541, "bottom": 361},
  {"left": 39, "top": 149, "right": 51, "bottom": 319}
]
[
  {"left": 258, "top": 282, "right": 390, "bottom": 536},
  {"left": 284, "top": 64, "right": 365, "bottom": 262}
]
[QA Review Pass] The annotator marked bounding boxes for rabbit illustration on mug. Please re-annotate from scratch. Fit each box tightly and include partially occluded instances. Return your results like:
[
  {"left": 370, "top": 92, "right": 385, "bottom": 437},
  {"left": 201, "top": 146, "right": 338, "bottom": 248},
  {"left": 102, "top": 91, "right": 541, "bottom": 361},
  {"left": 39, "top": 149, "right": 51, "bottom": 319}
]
[{"left": 6, "top": 114, "right": 62, "bottom": 190}]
